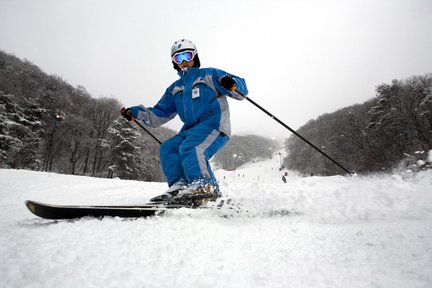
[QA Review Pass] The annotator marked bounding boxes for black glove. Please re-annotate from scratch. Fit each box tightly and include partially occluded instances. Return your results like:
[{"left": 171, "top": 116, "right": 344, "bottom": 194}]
[
  {"left": 219, "top": 76, "right": 236, "bottom": 90},
  {"left": 120, "top": 107, "right": 134, "bottom": 121}
]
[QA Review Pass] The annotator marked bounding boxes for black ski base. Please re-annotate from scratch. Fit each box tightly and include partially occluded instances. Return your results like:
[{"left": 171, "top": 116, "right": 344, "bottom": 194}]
[{"left": 25, "top": 200, "right": 187, "bottom": 220}]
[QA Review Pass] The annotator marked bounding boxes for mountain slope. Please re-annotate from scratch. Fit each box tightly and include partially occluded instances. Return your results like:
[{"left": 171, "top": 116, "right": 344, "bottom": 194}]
[{"left": 0, "top": 156, "right": 431, "bottom": 288}]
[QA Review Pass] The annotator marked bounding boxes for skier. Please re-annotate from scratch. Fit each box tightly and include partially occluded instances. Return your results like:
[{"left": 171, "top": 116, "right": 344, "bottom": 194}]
[
  {"left": 122, "top": 39, "right": 248, "bottom": 204},
  {"left": 282, "top": 175, "right": 286, "bottom": 183}
]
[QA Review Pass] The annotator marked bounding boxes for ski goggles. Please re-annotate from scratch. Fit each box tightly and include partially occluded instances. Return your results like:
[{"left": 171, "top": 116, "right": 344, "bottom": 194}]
[{"left": 172, "top": 50, "right": 196, "bottom": 64}]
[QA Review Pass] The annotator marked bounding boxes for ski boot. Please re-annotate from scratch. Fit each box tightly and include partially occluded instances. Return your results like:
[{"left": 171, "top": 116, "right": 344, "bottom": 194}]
[
  {"left": 176, "top": 185, "right": 221, "bottom": 207},
  {"left": 151, "top": 185, "right": 220, "bottom": 207},
  {"left": 149, "top": 181, "right": 187, "bottom": 203}
]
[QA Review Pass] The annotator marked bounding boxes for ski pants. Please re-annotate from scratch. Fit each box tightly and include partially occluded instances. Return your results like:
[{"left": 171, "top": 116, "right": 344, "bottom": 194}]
[{"left": 159, "top": 125, "right": 228, "bottom": 188}]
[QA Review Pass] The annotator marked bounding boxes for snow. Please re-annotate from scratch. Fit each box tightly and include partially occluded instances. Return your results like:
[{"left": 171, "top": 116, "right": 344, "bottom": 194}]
[{"left": 1, "top": 153, "right": 432, "bottom": 288}]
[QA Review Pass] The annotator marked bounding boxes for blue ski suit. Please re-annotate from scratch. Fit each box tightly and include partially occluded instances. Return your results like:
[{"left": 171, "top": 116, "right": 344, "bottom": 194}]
[{"left": 131, "top": 67, "right": 248, "bottom": 188}]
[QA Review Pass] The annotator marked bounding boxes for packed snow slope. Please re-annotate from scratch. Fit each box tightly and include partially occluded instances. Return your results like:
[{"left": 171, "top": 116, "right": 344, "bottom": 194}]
[{"left": 1, "top": 153, "right": 432, "bottom": 288}]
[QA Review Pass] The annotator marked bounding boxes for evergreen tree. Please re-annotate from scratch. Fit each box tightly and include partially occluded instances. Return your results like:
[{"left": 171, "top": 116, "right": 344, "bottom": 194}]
[
  {"left": 107, "top": 118, "right": 142, "bottom": 179},
  {"left": 0, "top": 92, "right": 43, "bottom": 169}
]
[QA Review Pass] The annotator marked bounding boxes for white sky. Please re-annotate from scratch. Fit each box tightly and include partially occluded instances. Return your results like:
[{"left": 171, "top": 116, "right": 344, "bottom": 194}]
[{"left": 1, "top": 0, "right": 431, "bottom": 139}]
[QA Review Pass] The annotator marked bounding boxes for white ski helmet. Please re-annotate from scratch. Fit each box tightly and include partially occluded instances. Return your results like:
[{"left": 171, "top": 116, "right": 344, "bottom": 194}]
[
  {"left": 170, "top": 39, "right": 200, "bottom": 71},
  {"left": 171, "top": 39, "right": 197, "bottom": 56}
]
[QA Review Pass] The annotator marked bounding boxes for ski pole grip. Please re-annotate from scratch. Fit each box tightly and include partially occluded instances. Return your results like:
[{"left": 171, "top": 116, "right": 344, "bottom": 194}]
[{"left": 120, "top": 107, "right": 135, "bottom": 121}]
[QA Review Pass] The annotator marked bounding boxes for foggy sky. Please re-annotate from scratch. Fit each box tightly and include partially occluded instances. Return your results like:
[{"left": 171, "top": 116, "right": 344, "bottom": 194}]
[{"left": 1, "top": 0, "right": 431, "bottom": 140}]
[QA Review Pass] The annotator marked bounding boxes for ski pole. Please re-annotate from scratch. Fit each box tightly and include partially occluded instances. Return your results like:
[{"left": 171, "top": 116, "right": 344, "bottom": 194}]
[
  {"left": 133, "top": 119, "right": 162, "bottom": 145},
  {"left": 236, "top": 90, "right": 352, "bottom": 175},
  {"left": 120, "top": 108, "right": 162, "bottom": 145}
]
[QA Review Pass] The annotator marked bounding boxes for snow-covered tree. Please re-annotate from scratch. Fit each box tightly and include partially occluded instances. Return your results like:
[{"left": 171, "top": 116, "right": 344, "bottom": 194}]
[
  {"left": 107, "top": 118, "right": 142, "bottom": 180},
  {"left": 0, "top": 92, "right": 43, "bottom": 169}
]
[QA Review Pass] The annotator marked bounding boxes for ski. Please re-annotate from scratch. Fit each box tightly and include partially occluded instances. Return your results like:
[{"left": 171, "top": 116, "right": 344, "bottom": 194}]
[
  {"left": 25, "top": 200, "right": 188, "bottom": 220},
  {"left": 26, "top": 200, "right": 297, "bottom": 220}
]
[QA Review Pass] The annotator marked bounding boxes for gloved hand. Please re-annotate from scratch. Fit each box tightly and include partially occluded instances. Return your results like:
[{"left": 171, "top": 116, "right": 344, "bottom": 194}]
[
  {"left": 219, "top": 76, "right": 236, "bottom": 91},
  {"left": 120, "top": 107, "right": 134, "bottom": 121},
  {"left": 120, "top": 106, "right": 143, "bottom": 121}
]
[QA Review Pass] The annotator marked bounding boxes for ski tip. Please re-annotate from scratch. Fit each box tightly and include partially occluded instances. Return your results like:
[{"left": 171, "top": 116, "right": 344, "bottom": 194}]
[{"left": 25, "top": 200, "right": 37, "bottom": 214}]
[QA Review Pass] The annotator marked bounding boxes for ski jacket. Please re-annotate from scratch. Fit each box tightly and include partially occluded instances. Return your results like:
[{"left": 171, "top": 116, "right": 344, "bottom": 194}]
[{"left": 135, "top": 67, "right": 248, "bottom": 137}]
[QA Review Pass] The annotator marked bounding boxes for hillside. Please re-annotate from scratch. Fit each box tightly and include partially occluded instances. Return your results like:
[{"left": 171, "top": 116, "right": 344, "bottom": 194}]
[{"left": 1, "top": 50, "right": 279, "bottom": 178}]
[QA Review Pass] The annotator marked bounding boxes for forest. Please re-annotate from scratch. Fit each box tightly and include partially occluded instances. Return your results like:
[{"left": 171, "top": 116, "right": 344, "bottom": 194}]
[
  {"left": 1, "top": 50, "right": 431, "bottom": 179},
  {"left": 0, "top": 50, "right": 174, "bottom": 181},
  {"left": 284, "top": 74, "right": 432, "bottom": 175}
]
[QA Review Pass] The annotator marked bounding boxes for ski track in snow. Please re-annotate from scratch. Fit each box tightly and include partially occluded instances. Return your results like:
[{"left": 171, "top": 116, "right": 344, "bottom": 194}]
[{"left": 1, "top": 154, "right": 432, "bottom": 288}]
